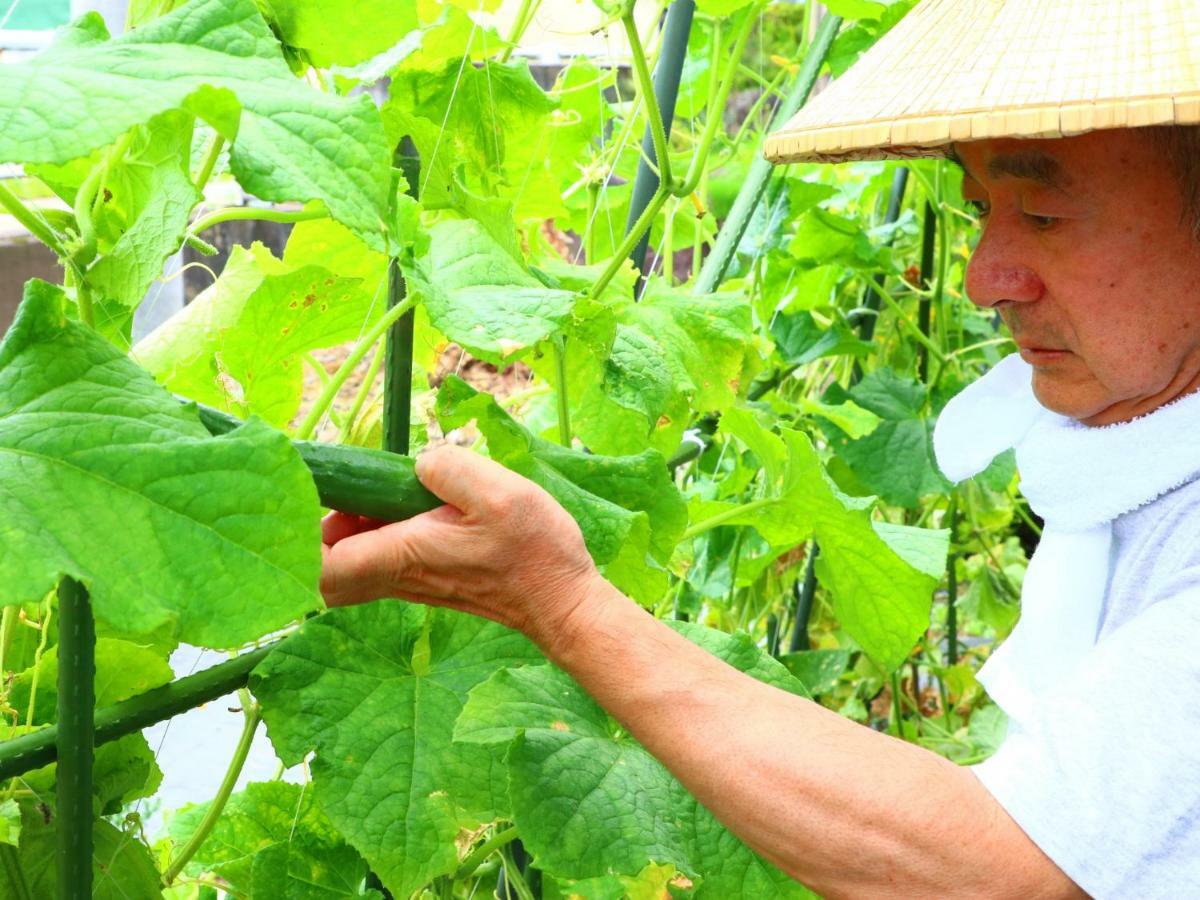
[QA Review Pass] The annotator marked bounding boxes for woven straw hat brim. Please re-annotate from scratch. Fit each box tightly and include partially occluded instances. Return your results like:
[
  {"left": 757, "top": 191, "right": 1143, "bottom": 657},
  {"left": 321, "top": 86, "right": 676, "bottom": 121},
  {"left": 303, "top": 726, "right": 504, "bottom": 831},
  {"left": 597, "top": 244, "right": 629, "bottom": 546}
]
[{"left": 764, "top": 0, "right": 1200, "bottom": 165}]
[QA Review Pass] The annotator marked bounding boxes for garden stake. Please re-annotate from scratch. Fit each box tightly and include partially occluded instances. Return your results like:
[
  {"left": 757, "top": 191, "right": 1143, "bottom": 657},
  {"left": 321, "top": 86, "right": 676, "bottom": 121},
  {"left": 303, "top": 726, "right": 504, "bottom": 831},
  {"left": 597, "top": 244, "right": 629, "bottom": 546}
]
[
  {"left": 854, "top": 167, "right": 910, "bottom": 348},
  {"left": 694, "top": 13, "right": 841, "bottom": 294},
  {"left": 384, "top": 137, "right": 421, "bottom": 456},
  {"left": 947, "top": 500, "right": 961, "bottom": 666},
  {"left": 917, "top": 200, "right": 937, "bottom": 381},
  {"left": 55, "top": 577, "right": 93, "bottom": 900},
  {"left": 788, "top": 544, "right": 820, "bottom": 653},
  {"left": 624, "top": 0, "right": 695, "bottom": 281}
]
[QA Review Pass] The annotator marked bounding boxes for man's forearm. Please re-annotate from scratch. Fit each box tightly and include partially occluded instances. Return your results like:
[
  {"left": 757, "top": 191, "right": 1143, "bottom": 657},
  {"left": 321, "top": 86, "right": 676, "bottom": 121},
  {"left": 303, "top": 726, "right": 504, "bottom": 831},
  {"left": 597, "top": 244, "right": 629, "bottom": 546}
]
[{"left": 544, "top": 575, "right": 1081, "bottom": 899}]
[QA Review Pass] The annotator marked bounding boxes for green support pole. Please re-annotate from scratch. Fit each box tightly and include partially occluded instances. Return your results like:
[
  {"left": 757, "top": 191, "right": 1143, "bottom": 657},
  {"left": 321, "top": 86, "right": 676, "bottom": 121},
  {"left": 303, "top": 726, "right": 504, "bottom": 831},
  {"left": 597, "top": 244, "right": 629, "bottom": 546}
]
[
  {"left": 788, "top": 544, "right": 819, "bottom": 653},
  {"left": 55, "top": 577, "right": 94, "bottom": 900},
  {"left": 917, "top": 200, "right": 937, "bottom": 381},
  {"left": 383, "top": 137, "right": 420, "bottom": 456},
  {"left": 625, "top": 0, "right": 695, "bottom": 280},
  {"left": 0, "top": 645, "right": 274, "bottom": 781},
  {"left": 855, "top": 167, "right": 911, "bottom": 343},
  {"left": 693, "top": 13, "right": 841, "bottom": 295}
]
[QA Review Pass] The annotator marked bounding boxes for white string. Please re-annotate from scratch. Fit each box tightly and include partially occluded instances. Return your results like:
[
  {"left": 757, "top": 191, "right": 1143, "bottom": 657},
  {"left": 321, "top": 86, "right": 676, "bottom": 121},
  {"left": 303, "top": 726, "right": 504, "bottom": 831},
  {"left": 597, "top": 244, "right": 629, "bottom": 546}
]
[
  {"left": 0, "top": 0, "right": 23, "bottom": 33},
  {"left": 420, "top": 19, "right": 478, "bottom": 199}
]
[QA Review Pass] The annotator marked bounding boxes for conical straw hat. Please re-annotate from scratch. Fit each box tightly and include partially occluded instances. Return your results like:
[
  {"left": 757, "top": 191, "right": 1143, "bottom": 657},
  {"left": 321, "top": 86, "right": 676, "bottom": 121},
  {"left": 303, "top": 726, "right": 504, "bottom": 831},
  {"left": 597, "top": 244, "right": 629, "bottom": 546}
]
[{"left": 764, "top": 0, "right": 1200, "bottom": 164}]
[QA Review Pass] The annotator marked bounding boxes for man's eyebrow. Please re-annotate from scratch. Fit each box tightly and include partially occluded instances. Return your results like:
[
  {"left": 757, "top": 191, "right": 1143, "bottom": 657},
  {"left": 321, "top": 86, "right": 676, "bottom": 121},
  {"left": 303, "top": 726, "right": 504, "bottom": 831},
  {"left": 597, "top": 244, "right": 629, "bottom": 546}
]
[{"left": 986, "top": 151, "right": 1073, "bottom": 189}]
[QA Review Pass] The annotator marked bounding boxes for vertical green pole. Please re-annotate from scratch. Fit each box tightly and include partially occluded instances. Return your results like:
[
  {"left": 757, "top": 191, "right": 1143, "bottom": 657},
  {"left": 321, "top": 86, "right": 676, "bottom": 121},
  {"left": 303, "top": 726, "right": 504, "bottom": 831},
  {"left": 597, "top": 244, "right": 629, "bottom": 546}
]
[
  {"left": 383, "top": 137, "right": 420, "bottom": 456},
  {"left": 55, "top": 577, "right": 94, "bottom": 900},
  {"left": 624, "top": 0, "right": 695, "bottom": 280},
  {"left": 854, "top": 167, "right": 910, "bottom": 346},
  {"left": 788, "top": 544, "right": 819, "bottom": 653},
  {"left": 916, "top": 200, "right": 937, "bottom": 381},
  {"left": 946, "top": 501, "right": 960, "bottom": 666}
]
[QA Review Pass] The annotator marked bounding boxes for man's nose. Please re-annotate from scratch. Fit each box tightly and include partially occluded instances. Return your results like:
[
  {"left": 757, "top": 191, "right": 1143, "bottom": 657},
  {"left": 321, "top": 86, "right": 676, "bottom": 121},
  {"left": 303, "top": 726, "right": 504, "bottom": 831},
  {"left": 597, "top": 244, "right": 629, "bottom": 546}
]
[{"left": 964, "top": 228, "right": 1045, "bottom": 309}]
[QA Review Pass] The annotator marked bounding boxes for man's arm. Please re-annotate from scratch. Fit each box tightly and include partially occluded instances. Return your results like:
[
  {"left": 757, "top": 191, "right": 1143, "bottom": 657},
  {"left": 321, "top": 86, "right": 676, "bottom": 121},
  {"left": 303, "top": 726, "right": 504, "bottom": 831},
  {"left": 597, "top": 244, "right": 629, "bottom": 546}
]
[
  {"left": 320, "top": 446, "right": 1083, "bottom": 899},
  {"left": 552, "top": 575, "right": 1081, "bottom": 898}
]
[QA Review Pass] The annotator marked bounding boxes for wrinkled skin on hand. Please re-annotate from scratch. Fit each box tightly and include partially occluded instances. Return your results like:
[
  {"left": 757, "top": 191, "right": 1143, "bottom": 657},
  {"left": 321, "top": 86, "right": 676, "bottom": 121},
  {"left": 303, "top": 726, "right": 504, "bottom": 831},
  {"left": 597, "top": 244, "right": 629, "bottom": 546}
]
[{"left": 319, "top": 445, "right": 603, "bottom": 651}]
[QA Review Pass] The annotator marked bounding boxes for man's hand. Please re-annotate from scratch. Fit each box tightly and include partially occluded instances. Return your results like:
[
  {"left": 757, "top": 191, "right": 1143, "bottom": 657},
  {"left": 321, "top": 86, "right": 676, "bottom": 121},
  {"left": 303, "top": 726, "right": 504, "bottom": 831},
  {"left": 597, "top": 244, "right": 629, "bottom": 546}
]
[{"left": 319, "top": 444, "right": 603, "bottom": 651}]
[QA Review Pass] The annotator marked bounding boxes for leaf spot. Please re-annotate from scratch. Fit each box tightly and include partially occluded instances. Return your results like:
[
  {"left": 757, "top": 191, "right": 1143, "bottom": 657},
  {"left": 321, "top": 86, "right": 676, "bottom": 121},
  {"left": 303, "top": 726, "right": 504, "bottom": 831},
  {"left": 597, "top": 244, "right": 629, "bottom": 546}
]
[{"left": 551, "top": 720, "right": 570, "bottom": 732}]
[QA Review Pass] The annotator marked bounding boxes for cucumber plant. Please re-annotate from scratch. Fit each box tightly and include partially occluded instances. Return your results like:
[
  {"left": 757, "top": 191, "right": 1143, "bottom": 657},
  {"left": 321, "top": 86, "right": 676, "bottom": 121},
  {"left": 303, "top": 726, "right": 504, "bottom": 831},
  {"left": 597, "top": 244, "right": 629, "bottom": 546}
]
[{"left": 0, "top": 0, "right": 1026, "bottom": 897}]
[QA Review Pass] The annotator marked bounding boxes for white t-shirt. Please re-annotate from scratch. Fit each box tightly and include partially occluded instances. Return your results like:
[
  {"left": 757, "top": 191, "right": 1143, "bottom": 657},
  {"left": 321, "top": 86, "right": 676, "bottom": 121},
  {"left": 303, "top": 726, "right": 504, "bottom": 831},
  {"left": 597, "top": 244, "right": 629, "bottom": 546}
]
[{"left": 933, "top": 355, "right": 1200, "bottom": 898}]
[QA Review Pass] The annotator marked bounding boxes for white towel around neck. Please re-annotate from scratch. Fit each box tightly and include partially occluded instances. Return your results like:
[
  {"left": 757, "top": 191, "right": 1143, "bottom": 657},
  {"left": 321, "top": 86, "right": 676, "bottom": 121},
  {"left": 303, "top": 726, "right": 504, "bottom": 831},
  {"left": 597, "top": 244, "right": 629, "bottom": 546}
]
[{"left": 933, "top": 354, "right": 1200, "bottom": 720}]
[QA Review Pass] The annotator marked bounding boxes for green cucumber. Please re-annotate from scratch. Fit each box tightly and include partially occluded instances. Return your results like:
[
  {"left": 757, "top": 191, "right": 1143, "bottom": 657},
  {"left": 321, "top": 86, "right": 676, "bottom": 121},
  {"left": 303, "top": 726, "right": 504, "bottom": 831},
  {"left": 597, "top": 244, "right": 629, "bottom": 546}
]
[{"left": 191, "top": 401, "right": 442, "bottom": 522}]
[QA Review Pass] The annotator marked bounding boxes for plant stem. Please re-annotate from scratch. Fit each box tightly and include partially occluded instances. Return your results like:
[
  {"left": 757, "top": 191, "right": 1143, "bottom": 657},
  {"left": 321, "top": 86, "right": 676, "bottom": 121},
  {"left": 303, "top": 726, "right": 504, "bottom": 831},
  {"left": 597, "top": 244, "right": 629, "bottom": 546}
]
[
  {"left": 622, "top": 12, "right": 674, "bottom": 194},
  {"left": 591, "top": 188, "right": 668, "bottom": 301},
  {"left": 296, "top": 297, "right": 417, "bottom": 440},
  {"left": 189, "top": 205, "right": 327, "bottom": 236},
  {"left": 56, "top": 577, "right": 94, "bottom": 900},
  {"left": 500, "top": 0, "right": 540, "bottom": 63},
  {"left": 676, "top": 1, "right": 765, "bottom": 196},
  {"left": 193, "top": 134, "right": 226, "bottom": 192},
  {"left": 0, "top": 182, "right": 68, "bottom": 258},
  {"left": 63, "top": 266, "right": 93, "bottom": 330},
  {"left": 74, "top": 131, "right": 136, "bottom": 268},
  {"left": 164, "top": 699, "right": 261, "bottom": 884},
  {"left": 681, "top": 497, "right": 773, "bottom": 541},
  {"left": 694, "top": 13, "right": 841, "bottom": 293},
  {"left": 455, "top": 825, "right": 519, "bottom": 880},
  {"left": 553, "top": 335, "right": 571, "bottom": 446},
  {"left": 864, "top": 275, "right": 947, "bottom": 364},
  {"left": 621, "top": 1, "right": 693, "bottom": 279},
  {"left": 337, "top": 346, "right": 385, "bottom": 444},
  {"left": 0, "top": 605, "right": 16, "bottom": 683},
  {"left": 499, "top": 846, "right": 536, "bottom": 900},
  {"left": 22, "top": 596, "right": 53, "bottom": 733}
]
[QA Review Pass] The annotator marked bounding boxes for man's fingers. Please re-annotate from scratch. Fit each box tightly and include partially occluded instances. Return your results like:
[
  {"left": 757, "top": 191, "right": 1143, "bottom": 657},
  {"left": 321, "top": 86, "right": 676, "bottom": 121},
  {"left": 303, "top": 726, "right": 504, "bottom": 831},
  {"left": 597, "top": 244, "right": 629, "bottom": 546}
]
[
  {"left": 322, "top": 510, "right": 368, "bottom": 546},
  {"left": 415, "top": 445, "right": 540, "bottom": 517},
  {"left": 319, "top": 510, "right": 456, "bottom": 605}
]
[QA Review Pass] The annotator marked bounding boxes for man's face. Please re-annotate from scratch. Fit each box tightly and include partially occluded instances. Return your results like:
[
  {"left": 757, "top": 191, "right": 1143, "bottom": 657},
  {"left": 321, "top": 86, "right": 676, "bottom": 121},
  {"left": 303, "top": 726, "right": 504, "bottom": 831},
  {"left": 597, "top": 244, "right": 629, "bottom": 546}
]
[{"left": 957, "top": 131, "right": 1200, "bottom": 425}]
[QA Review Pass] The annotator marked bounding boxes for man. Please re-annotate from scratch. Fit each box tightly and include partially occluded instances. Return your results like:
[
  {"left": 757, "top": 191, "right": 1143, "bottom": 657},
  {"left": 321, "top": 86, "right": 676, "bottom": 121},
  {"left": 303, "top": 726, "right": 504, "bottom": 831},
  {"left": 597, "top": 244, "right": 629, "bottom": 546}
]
[{"left": 320, "top": 0, "right": 1200, "bottom": 895}]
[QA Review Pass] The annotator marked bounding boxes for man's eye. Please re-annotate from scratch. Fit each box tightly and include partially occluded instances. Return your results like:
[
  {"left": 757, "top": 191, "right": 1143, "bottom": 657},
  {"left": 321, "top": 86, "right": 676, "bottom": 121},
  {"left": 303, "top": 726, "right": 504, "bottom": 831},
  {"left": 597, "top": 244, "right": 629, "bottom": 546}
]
[{"left": 1025, "top": 212, "right": 1057, "bottom": 230}]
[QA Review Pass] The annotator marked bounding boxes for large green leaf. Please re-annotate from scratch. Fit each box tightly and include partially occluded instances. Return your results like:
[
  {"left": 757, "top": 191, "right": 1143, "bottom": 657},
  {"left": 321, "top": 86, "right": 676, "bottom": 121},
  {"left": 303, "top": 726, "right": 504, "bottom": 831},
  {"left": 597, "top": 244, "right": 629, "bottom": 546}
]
[
  {"left": 134, "top": 243, "right": 380, "bottom": 427},
  {"left": 12, "top": 808, "right": 161, "bottom": 900},
  {"left": 826, "top": 369, "right": 953, "bottom": 508},
  {"left": 0, "top": 281, "right": 322, "bottom": 647},
  {"left": 384, "top": 60, "right": 565, "bottom": 218},
  {"left": 436, "top": 377, "right": 688, "bottom": 603},
  {"left": 251, "top": 604, "right": 542, "bottom": 898},
  {"left": 85, "top": 110, "right": 200, "bottom": 311},
  {"left": 407, "top": 219, "right": 577, "bottom": 365},
  {"left": 168, "top": 780, "right": 379, "bottom": 897},
  {"left": 689, "top": 408, "right": 944, "bottom": 672},
  {"left": 559, "top": 280, "right": 757, "bottom": 456},
  {"left": 266, "top": 0, "right": 420, "bottom": 67},
  {"left": 249, "top": 837, "right": 385, "bottom": 899},
  {"left": 0, "top": 0, "right": 390, "bottom": 249},
  {"left": 456, "top": 622, "right": 815, "bottom": 898}
]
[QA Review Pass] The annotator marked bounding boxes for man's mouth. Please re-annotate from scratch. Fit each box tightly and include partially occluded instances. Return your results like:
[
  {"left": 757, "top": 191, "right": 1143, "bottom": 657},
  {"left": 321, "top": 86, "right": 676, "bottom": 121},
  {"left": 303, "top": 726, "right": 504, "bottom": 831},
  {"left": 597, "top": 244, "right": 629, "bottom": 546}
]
[{"left": 1016, "top": 343, "right": 1070, "bottom": 365}]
